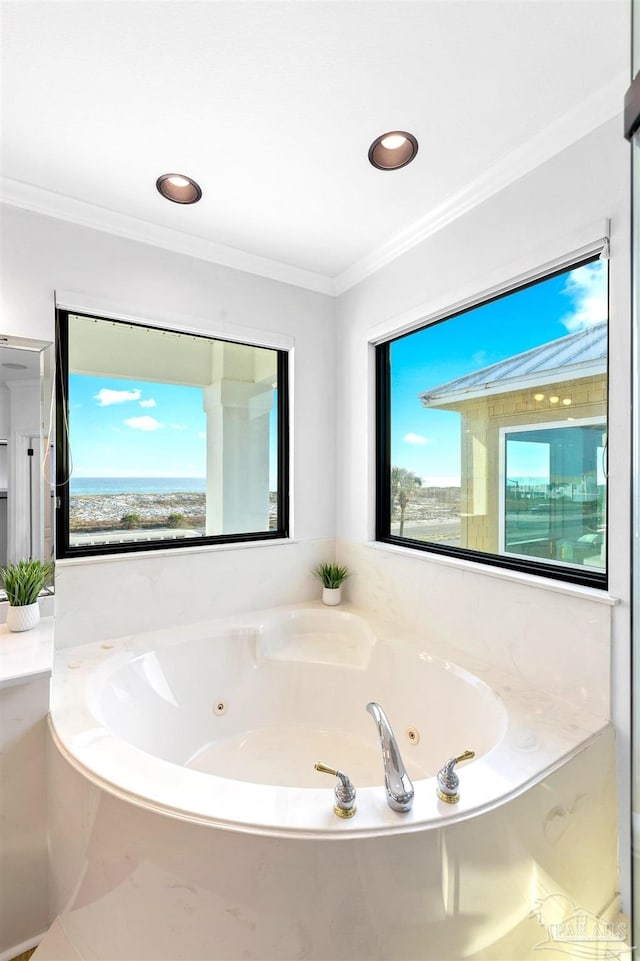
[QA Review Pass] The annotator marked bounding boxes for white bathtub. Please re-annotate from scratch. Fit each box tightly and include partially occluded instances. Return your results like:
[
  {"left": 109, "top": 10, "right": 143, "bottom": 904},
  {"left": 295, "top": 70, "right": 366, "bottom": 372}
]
[{"left": 46, "top": 604, "right": 618, "bottom": 960}]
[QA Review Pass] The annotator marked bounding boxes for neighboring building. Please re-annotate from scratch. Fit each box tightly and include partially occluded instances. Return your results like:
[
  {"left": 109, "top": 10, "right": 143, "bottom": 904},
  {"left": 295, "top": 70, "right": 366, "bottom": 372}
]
[{"left": 419, "top": 322, "right": 607, "bottom": 568}]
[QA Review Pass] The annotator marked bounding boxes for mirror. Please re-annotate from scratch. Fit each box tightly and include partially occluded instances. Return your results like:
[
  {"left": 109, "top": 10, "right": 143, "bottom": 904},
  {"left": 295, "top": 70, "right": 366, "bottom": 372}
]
[{"left": 0, "top": 336, "right": 55, "bottom": 594}]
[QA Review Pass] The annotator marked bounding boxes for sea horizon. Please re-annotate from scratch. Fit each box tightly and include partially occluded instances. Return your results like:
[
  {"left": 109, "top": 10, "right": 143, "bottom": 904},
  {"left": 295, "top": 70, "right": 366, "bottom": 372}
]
[
  {"left": 69, "top": 474, "right": 559, "bottom": 497},
  {"left": 70, "top": 476, "right": 207, "bottom": 495}
]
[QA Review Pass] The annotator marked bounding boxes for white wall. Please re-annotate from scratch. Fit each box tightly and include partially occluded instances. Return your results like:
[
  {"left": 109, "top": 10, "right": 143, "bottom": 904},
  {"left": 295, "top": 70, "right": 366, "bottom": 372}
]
[
  {"left": 335, "top": 117, "right": 631, "bottom": 907},
  {"left": 0, "top": 205, "right": 337, "bottom": 643}
]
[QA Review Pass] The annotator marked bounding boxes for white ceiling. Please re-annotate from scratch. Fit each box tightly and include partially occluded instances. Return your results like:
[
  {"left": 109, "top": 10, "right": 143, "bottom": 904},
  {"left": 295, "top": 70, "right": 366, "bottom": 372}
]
[{"left": 0, "top": 1, "right": 629, "bottom": 294}]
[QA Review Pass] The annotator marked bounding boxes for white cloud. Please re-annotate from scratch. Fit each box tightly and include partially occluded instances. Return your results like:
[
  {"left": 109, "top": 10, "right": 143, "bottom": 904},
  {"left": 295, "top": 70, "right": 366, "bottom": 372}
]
[
  {"left": 94, "top": 388, "right": 141, "bottom": 406},
  {"left": 124, "top": 416, "right": 164, "bottom": 431},
  {"left": 472, "top": 350, "right": 488, "bottom": 367},
  {"left": 404, "top": 432, "right": 430, "bottom": 445},
  {"left": 139, "top": 398, "right": 157, "bottom": 408},
  {"left": 560, "top": 261, "right": 608, "bottom": 333},
  {"left": 198, "top": 432, "right": 206, "bottom": 440},
  {"left": 169, "top": 423, "right": 187, "bottom": 430}
]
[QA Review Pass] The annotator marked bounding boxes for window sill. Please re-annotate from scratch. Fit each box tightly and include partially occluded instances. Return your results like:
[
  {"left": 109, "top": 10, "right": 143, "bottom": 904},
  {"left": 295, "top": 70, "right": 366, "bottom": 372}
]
[
  {"left": 367, "top": 540, "right": 618, "bottom": 606},
  {"left": 56, "top": 536, "right": 297, "bottom": 568}
]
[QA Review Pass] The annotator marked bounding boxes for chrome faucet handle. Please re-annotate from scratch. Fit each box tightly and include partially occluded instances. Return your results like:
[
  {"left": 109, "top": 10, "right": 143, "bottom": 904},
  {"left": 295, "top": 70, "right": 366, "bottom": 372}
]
[
  {"left": 436, "top": 750, "right": 475, "bottom": 804},
  {"left": 314, "top": 762, "right": 357, "bottom": 818}
]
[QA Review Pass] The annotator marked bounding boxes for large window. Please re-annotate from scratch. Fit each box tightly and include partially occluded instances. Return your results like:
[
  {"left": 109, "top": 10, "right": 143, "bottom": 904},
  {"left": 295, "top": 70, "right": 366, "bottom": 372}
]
[
  {"left": 56, "top": 311, "right": 289, "bottom": 557},
  {"left": 376, "top": 256, "right": 608, "bottom": 587}
]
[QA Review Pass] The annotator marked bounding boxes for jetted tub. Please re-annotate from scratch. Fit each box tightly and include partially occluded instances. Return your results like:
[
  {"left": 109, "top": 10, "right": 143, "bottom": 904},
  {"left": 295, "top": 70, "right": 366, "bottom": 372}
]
[{"left": 46, "top": 604, "right": 617, "bottom": 960}]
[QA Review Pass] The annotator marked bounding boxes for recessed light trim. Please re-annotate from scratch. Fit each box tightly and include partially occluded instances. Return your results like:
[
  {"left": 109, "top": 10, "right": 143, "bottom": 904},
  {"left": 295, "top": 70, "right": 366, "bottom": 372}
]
[
  {"left": 156, "top": 173, "right": 202, "bottom": 204},
  {"left": 368, "top": 131, "right": 418, "bottom": 170}
]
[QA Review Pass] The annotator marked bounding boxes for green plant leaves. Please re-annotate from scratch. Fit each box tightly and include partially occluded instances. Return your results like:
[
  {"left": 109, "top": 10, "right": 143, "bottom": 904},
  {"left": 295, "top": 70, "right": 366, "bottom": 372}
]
[
  {"left": 0, "top": 559, "right": 55, "bottom": 606},
  {"left": 313, "top": 562, "right": 350, "bottom": 589}
]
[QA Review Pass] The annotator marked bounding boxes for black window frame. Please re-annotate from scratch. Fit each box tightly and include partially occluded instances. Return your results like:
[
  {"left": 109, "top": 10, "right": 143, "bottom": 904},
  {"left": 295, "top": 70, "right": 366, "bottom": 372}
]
[
  {"left": 55, "top": 309, "right": 290, "bottom": 559},
  {"left": 375, "top": 256, "right": 609, "bottom": 590}
]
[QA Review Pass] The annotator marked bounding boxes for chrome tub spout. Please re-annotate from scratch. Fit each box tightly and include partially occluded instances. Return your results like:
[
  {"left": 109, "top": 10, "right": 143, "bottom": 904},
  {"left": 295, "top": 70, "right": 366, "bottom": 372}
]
[{"left": 366, "top": 702, "right": 414, "bottom": 812}]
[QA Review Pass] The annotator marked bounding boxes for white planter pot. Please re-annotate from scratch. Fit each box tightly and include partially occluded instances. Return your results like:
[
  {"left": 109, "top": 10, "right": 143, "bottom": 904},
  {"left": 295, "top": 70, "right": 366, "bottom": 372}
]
[
  {"left": 6, "top": 602, "right": 40, "bottom": 632},
  {"left": 322, "top": 587, "right": 342, "bottom": 606}
]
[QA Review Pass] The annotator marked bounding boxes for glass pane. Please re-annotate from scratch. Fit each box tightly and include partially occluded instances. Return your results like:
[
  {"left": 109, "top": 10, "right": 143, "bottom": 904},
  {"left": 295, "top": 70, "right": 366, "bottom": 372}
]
[
  {"left": 386, "top": 257, "right": 608, "bottom": 579},
  {"left": 504, "top": 423, "right": 606, "bottom": 569},
  {"left": 64, "top": 314, "right": 281, "bottom": 550}
]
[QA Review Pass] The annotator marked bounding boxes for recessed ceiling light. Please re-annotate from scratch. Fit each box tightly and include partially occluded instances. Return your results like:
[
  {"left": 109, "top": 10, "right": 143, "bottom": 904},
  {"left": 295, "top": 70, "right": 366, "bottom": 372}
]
[
  {"left": 368, "top": 131, "right": 418, "bottom": 170},
  {"left": 2, "top": 362, "right": 28, "bottom": 370},
  {"left": 156, "top": 173, "right": 202, "bottom": 204}
]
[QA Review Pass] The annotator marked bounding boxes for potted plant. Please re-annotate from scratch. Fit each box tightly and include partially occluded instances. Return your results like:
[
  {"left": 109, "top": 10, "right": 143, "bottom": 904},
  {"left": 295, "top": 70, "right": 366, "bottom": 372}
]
[
  {"left": 313, "top": 562, "right": 351, "bottom": 606},
  {"left": 1, "top": 558, "right": 54, "bottom": 632}
]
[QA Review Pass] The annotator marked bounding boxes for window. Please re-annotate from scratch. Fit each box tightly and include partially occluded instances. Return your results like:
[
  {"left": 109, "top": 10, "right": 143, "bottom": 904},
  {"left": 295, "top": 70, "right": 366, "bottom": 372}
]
[
  {"left": 56, "top": 311, "right": 289, "bottom": 557},
  {"left": 376, "top": 256, "right": 608, "bottom": 587}
]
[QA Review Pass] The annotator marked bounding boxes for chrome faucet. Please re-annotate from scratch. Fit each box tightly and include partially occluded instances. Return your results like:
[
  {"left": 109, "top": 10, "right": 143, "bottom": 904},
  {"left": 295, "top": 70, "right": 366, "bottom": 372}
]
[{"left": 366, "top": 702, "right": 414, "bottom": 812}]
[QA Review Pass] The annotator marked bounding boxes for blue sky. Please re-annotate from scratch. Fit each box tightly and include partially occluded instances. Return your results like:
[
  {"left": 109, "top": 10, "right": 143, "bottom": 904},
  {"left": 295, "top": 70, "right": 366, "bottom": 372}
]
[
  {"left": 70, "top": 376, "right": 281, "bottom": 485},
  {"left": 390, "top": 259, "right": 608, "bottom": 485},
  {"left": 69, "top": 378, "right": 208, "bottom": 478}
]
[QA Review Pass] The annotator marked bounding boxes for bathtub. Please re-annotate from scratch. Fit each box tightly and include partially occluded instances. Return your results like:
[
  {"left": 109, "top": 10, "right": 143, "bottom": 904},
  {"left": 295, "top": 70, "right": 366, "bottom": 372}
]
[{"left": 46, "top": 603, "right": 618, "bottom": 960}]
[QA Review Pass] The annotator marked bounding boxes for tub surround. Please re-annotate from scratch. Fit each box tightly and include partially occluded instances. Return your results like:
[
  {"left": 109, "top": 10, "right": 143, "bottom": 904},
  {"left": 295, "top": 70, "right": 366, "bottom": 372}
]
[
  {"left": 53, "top": 538, "right": 336, "bottom": 650},
  {"left": 338, "top": 540, "right": 614, "bottom": 720},
  {"left": 43, "top": 732, "right": 619, "bottom": 961},
  {"left": 43, "top": 603, "right": 618, "bottom": 961},
  {"left": 49, "top": 602, "right": 609, "bottom": 839}
]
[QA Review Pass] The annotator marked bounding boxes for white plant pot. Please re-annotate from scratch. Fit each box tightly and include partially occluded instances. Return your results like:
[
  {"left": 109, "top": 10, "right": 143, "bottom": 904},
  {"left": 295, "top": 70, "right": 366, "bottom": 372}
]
[
  {"left": 6, "top": 602, "right": 40, "bottom": 633},
  {"left": 322, "top": 587, "right": 342, "bottom": 606}
]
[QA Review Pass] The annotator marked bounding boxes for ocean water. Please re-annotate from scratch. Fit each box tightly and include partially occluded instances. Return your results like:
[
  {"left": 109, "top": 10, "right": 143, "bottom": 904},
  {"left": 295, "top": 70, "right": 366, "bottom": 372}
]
[{"left": 70, "top": 477, "right": 206, "bottom": 495}]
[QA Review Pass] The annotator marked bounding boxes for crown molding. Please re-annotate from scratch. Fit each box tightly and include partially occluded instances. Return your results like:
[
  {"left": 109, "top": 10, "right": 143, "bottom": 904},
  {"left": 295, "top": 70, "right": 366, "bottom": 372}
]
[
  {"left": 333, "top": 73, "right": 627, "bottom": 296},
  {"left": 0, "top": 178, "right": 334, "bottom": 296},
  {"left": 1, "top": 72, "right": 627, "bottom": 300}
]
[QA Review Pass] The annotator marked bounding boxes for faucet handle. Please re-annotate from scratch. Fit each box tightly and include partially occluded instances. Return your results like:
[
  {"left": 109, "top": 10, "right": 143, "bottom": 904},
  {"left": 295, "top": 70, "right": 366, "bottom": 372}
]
[
  {"left": 314, "top": 762, "right": 357, "bottom": 818},
  {"left": 436, "top": 750, "right": 475, "bottom": 804}
]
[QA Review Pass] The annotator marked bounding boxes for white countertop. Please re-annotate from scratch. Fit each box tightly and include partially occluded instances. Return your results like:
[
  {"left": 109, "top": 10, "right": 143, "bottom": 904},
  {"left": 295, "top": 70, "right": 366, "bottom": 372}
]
[{"left": 0, "top": 616, "right": 54, "bottom": 688}]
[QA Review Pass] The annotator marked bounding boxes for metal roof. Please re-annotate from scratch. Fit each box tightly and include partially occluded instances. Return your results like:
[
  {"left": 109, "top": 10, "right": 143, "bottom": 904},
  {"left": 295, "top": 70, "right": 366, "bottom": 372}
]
[{"left": 419, "top": 321, "right": 607, "bottom": 408}]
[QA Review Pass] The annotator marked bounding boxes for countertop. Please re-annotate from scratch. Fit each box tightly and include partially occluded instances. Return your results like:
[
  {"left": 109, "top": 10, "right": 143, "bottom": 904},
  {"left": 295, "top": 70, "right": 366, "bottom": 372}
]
[{"left": 0, "top": 616, "right": 54, "bottom": 688}]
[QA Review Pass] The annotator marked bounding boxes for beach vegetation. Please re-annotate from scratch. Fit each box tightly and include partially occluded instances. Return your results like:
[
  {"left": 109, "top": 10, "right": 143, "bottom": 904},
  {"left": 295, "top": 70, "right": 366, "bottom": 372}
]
[
  {"left": 121, "top": 513, "right": 141, "bottom": 529},
  {"left": 391, "top": 466, "right": 423, "bottom": 537},
  {"left": 166, "top": 513, "right": 186, "bottom": 528}
]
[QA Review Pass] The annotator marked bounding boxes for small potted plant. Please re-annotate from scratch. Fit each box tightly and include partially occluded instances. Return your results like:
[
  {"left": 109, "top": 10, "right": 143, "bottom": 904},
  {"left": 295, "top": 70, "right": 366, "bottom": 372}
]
[
  {"left": 313, "top": 562, "right": 350, "bottom": 606},
  {"left": 1, "top": 558, "right": 54, "bottom": 632}
]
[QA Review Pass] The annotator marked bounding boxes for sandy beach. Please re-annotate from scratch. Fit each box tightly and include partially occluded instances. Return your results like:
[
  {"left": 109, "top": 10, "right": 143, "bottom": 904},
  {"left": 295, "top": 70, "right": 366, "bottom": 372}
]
[{"left": 70, "top": 492, "right": 206, "bottom": 530}]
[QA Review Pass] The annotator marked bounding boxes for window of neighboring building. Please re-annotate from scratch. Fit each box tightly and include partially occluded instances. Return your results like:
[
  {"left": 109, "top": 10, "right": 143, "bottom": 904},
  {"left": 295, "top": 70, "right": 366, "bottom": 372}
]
[
  {"left": 376, "top": 255, "right": 608, "bottom": 588},
  {"left": 501, "top": 419, "right": 606, "bottom": 569},
  {"left": 55, "top": 311, "right": 289, "bottom": 557}
]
